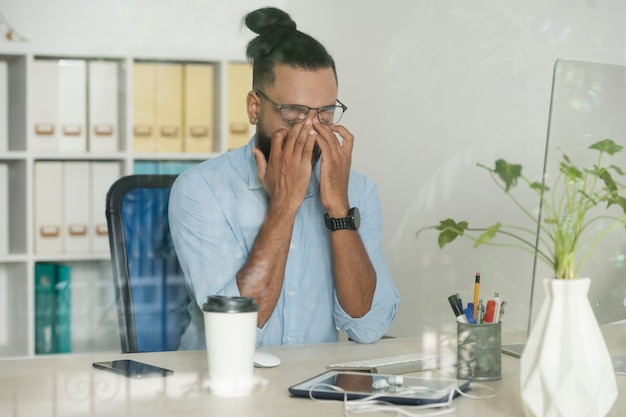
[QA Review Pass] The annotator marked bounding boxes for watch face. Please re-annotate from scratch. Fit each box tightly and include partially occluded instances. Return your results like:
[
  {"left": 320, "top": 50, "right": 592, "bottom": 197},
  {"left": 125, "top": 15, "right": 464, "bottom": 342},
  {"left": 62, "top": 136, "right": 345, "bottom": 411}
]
[{"left": 350, "top": 207, "right": 360, "bottom": 229}]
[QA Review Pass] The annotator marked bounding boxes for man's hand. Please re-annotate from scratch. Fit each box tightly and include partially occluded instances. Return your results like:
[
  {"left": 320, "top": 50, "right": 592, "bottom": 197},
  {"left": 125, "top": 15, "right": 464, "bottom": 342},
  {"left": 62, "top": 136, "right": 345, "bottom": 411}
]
[
  {"left": 253, "top": 117, "right": 317, "bottom": 212},
  {"left": 313, "top": 118, "right": 354, "bottom": 217}
]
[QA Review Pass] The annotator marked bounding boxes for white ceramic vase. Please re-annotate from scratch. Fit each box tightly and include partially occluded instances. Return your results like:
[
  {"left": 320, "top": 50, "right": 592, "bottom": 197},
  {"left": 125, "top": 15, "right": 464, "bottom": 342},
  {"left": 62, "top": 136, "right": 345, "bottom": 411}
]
[{"left": 520, "top": 278, "right": 617, "bottom": 417}]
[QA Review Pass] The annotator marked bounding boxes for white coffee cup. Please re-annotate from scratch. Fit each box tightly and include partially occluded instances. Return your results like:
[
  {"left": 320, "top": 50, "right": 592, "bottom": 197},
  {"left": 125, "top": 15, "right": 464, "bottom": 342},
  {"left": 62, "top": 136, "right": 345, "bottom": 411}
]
[{"left": 202, "top": 295, "right": 259, "bottom": 397}]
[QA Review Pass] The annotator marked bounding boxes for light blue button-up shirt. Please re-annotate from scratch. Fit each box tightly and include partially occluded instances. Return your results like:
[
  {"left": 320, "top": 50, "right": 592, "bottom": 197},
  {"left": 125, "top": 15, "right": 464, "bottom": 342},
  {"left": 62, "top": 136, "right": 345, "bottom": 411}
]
[{"left": 169, "top": 138, "right": 399, "bottom": 348}]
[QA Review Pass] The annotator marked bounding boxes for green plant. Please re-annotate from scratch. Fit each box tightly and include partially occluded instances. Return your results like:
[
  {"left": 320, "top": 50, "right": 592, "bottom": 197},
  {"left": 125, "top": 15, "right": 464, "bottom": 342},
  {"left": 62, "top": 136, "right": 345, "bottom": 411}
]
[{"left": 419, "top": 139, "right": 626, "bottom": 279}]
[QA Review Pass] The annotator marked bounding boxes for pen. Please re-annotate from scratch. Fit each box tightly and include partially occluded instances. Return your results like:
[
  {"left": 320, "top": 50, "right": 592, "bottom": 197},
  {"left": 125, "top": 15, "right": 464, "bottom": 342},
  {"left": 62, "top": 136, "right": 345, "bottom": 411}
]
[
  {"left": 472, "top": 272, "right": 480, "bottom": 320},
  {"left": 477, "top": 299, "right": 484, "bottom": 324},
  {"left": 493, "top": 292, "right": 502, "bottom": 323}
]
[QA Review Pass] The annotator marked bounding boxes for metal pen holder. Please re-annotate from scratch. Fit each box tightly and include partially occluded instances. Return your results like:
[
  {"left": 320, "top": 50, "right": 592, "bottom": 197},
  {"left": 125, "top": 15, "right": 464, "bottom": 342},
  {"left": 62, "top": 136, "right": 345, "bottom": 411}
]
[{"left": 457, "top": 321, "right": 502, "bottom": 381}]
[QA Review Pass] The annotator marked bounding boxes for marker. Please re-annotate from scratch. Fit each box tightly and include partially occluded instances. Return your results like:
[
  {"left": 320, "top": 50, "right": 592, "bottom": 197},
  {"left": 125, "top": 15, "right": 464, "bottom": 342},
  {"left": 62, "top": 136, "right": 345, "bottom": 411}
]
[
  {"left": 477, "top": 299, "right": 484, "bottom": 324},
  {"left": 455, "top": 293, "right": 463, "bottom": 312},
  {"left": 448, "top": 294, "right": 468, "bottom": 323},
  {"left": 463, "top": 305, "right": 476, "bottom": 324},
  {"left": 483, "top": 299, "right": 496, "bottom": 323},
  {"left": 472, "top": 273, "right": 481, "bottom": 320}
]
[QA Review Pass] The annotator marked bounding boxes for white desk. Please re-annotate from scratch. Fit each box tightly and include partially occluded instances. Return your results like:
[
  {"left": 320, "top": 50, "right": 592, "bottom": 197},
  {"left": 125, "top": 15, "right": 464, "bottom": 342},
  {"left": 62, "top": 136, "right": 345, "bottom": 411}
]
[{"left": 1, "top": 329, "right": 624, "bottom": 417}]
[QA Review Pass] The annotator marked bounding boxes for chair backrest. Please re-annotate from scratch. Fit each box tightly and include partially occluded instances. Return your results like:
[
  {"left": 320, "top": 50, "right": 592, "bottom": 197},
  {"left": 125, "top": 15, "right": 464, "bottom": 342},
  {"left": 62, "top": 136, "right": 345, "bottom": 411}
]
[{"left": 105, "top": 174, "right": 190, "bottom": 353}]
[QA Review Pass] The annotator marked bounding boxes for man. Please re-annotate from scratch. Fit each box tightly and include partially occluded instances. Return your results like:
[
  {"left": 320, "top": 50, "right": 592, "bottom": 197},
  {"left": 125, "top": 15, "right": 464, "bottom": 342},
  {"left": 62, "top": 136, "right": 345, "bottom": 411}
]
[{"left": 169, "top": 7, "right": 399, "bottom": 348}]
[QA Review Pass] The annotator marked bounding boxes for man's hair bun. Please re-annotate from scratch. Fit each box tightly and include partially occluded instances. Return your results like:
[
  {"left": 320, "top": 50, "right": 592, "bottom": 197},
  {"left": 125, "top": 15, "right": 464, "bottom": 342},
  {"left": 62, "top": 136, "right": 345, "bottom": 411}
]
[{"left": 245, "top": 7, "right": 296, "bottom": 36}]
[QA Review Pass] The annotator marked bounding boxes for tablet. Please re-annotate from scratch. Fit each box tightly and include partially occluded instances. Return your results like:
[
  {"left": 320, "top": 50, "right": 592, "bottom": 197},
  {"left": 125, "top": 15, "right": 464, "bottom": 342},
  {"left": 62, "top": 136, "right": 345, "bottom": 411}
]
[
  {"left": 501, "top": 343, "right": 526, "bottom": 358},
  {"left": 288, "top": 370, "right": 471, "bottom": 406}
]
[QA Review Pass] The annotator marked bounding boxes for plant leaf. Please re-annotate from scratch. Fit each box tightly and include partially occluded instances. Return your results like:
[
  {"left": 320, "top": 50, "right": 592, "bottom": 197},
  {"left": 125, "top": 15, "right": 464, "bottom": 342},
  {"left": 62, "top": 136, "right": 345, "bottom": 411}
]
[
  {"left": 589, "top": 138, "right": 623, "bottom": 155},
  {"left": 474, "top": 223, "right": 501, "bottom": 247},
  {"left": 494, "top": 160, "right": 522, "bottom": 192},
  {"left": 530, "top": 181, "right": 549, "bottom": 192},
  {"left": 435, "top": 219, "right": 468, "bottom": 249},
  {"left": 597, "top": 167, "right": 618, "bottom": 194}
]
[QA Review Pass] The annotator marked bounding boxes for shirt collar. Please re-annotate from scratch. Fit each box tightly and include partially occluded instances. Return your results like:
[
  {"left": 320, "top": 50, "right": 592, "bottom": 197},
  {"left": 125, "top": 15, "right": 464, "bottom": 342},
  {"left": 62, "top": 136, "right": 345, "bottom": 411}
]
[{"left": 245, "top": 135, "right": 320, "bottom": 197}]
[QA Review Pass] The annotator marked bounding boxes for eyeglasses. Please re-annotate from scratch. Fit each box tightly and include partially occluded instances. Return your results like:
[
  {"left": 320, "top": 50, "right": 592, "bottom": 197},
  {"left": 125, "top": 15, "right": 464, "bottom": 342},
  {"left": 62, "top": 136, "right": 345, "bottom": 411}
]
[{"left": 255, "top": 89, "right": 347, "bottom": 125}]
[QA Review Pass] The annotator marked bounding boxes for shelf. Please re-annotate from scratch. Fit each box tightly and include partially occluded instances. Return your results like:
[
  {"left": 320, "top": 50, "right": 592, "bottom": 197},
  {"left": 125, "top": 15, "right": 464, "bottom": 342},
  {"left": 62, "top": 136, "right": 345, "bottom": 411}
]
[{"left": 0, "top": 48, "right": 252, "bottom": 358}]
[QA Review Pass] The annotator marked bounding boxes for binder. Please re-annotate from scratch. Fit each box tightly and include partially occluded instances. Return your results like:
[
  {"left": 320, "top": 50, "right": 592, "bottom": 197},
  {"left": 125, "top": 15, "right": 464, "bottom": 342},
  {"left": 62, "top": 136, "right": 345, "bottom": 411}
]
[
  {"left": 55, "top": 264, "right": 71, "bottom": 353},
  {"left": 184, "top": 63, "right": 214, "bottom": 153},
  {"left": 156, "top": 63, "right": 183, "bottom": 152},
  {"left": 32, "top": 59, "right": 59, "bottom": 152},
  {"left": 133, "top": 161, "right": 159, "bottom": 174},
  {"left": 0, "top": 164, "right": 7, "bottom": 254},
  {"left": 63, "top": 162, "right": 90, "bottom": 254},
  {"left": 133, "top": 63, "right": 157, "bottom": 152},
  {"left": 35, "top": 263, "right": 57, "bottom": 354},
  {"left": 90, "top": 161, "right": 121, "bottom": 254},
  {"left": 34, "top": 162, "right": 64, "bottom": 254},
  {"left": 0, "top": 267, "right": 7, "bottom": 345},
  {"left": 0, "top": 61, "right": 7, "bottom": 151},
  {"left": 58, "top": 60, "right": 87, "bottom": 152},
  {"left": 88, "top": 61, "right": 119, "bottom": 152},
  {"left": 227, "top": 63, "right": 252, "bottom": 150}
]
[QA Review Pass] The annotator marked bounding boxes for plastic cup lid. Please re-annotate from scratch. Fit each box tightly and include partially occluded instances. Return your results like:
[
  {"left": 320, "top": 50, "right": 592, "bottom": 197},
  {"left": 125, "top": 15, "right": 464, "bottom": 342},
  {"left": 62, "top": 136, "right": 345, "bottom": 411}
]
[{"left": 202, "top": 295, "right": 259, "bottom": 313}]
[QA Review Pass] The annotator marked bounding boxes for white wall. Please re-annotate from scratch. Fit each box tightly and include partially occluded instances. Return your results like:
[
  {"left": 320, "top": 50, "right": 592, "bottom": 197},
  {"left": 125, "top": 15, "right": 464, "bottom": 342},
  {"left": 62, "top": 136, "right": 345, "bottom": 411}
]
[
  {"left": 287, "top": 0, "right": 626, "bottom": 340},
  {"left": 2, "top": 0, "right": 625, "bottom": 342}
]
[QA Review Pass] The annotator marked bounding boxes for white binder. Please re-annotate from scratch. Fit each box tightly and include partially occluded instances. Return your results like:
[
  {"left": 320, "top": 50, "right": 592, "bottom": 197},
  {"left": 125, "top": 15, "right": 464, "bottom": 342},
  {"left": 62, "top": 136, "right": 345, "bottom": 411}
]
[
  {"left": 63, "top": 162, "right": 90, "bottom": 254},
  {"left": 34, "top": 161, "right": 64, "bottom": 254},
  {"left": 0, "top": 61, "right": 7, "bottom": 151},
  {"left": 58, "top": 60, "right": 87, "bottom": 152},
  {"left": 88, "top": 61, "right": 119, "bottom": 152},
  {"left": 90, "top": 161, "right": 121, "bottom": 254},
  {"left": 0, "top": 164, "right": 7, "bottom": 254},
  {"left": 31, "top": 60, "right": 59, "bottom": 152}
]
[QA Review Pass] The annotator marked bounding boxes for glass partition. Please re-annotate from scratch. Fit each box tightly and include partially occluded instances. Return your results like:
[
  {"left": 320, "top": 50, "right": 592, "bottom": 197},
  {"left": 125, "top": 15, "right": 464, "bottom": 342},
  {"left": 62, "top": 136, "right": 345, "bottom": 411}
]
[{"left": 530, "top": 59, "right": 626, "bottom": 328}]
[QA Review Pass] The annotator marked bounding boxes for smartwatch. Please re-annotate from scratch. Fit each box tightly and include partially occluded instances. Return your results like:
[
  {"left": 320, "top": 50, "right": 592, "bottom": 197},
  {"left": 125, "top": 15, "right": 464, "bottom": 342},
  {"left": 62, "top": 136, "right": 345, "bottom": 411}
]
[{"left": 324, "top": 207, "right": 360, "bottom": 231}]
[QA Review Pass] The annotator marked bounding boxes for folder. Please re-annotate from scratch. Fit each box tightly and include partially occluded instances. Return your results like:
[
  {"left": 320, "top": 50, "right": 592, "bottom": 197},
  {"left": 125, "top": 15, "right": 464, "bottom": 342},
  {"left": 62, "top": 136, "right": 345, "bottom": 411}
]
[
  {"left": 35, "top": 262, "right": 57, "bottom": 354},
  {"left": 0, "top": 164, "right": 7, "bottom": 254},
  {"left": 88, "top": 61, "right": 119, "bottom": 152},
  {"left": 0, "top": 267, "right": 8, "bottom": 345},
  {"left": 31, "top": 59, "right": 59, "bottom": 152},
  {"left": 63, "top": 162, "right": 90, "bottom": 254},
  {"left": 156, "top": 63, "right": 183, "bottom": 152},
  {"left": 133, "top": 63, "right": 157, "bottom": 152},
  {"left": 55, "top": 264, "right": 71, "bottom": 353},
  {"left": 58, "top": 60, "right": 87, "bottom": 152},
  {"left": 0, "top": 61, "right": 7, "bottom": 151},
  {"left": 227, "top": 63, "right": 252, "bottom": 150},
  {"left": 34, "top": 162, "right": 64, "bottom": 254},
  {"left": 184, "top": 63, "right": 214, "bottom": 153},
  {"left": 90, "top": 161, "right": 121, "bottom": 254},
  {"left": 133, "top": 161, "right": 159, "bottom": 174}
]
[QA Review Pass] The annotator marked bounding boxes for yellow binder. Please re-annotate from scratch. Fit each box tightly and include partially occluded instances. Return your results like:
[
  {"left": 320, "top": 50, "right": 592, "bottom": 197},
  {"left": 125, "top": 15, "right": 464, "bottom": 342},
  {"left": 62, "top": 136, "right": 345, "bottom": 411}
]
[
  {"left": 184, "top": 63, "right": 215, "bottom": 153},
  {"left": 227, "top": 63, "right": 252, "bottom": 151},
  {"left": 156, "top": 63, "right": 183, "bottom": 153},
  {"left": 132, "top": 63, "right": 157, "bottom": 153}
]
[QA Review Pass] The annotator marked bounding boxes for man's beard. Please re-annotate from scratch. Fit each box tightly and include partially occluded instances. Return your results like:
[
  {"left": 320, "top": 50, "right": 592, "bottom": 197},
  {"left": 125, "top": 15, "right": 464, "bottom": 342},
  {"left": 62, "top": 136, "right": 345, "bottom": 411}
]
[{"left": 256, "top": 122, "right": 321, "bottom": 167}]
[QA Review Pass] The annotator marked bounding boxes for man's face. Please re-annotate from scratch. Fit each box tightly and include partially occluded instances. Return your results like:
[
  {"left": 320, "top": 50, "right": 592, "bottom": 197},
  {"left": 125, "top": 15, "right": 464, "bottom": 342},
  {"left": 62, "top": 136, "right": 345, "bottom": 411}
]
[{"left": 251, "top": 64, "right": 338, "bottom": 163}]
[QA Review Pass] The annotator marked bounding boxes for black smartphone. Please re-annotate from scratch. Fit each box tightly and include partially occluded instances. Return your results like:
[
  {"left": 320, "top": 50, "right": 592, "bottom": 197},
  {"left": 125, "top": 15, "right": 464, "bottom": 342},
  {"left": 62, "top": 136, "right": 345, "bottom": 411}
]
[{"left": 92, "top": 359, "right": 173, "bottom": 378}]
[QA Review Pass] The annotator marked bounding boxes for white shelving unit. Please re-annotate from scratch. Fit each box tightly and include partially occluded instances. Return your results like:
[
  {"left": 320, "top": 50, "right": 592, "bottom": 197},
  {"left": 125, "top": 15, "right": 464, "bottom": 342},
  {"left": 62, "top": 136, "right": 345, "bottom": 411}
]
[{"left": 0, "top": 48, "right": 251, "bottom": 358}]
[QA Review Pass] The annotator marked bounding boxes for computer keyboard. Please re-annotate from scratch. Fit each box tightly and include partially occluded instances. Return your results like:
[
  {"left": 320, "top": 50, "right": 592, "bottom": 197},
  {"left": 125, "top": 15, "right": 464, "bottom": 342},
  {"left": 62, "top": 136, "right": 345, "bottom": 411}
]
[{"left": 327, "top": 350, "right": 457, "bottom": 374}]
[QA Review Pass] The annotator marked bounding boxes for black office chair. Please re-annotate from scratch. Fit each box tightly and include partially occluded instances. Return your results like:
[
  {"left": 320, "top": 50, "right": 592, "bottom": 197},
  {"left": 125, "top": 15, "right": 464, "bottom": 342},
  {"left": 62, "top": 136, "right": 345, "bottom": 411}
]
[{"left": 106, "top": 174, "right": 190, "bottom": 353}]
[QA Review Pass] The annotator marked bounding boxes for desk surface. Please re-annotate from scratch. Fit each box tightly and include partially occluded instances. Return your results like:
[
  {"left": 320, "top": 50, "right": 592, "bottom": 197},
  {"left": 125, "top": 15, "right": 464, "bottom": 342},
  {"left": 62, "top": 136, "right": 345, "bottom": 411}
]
[{"left": 1, "top": 326, "right": 625, "bottom": 417}]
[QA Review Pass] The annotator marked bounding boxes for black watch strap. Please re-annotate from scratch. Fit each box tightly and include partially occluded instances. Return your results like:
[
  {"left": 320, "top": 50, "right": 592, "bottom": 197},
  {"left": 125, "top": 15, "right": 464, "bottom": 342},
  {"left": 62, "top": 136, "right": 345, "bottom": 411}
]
[{"left": 324, "top": 207, "right": 360, "bottom": 231}]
